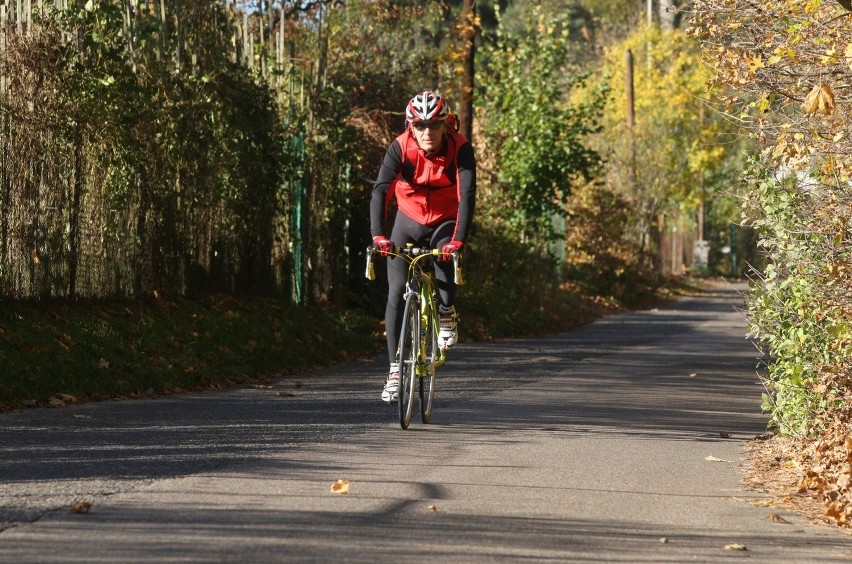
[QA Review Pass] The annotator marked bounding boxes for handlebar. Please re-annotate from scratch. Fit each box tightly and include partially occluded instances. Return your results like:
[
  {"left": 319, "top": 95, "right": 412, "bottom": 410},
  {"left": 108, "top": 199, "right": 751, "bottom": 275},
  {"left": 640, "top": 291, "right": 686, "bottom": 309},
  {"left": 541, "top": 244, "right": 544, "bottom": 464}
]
[
  {"left": 396, "top": 245, "right": 440, "bottom": 257},
  {"left": 365, "top": 243, "right": 463, "bottom": 285}
]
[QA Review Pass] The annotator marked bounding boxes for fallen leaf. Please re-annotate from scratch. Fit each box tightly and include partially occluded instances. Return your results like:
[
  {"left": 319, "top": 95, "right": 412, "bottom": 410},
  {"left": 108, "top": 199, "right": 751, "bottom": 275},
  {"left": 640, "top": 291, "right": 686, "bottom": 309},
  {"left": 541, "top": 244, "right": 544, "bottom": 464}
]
[
  {"left": 70, "top": 500, "right": 92, "bottom": 514},
  {"left": 427, "top": 504, "right": 438, "bottom": 512},
  {"left": 724, "top": 543, "right": 747, "bottom": 551},
  {"left": 688, "top": 372, "right": 697, "bottom": 378},
  {"left": 826, "top": 501, "right": 843, "bottom": 519},
  {"left": 706, "top": 455, "right": 730, "bottom": 462},
  {"left": 331, "top": 480, "right": 350, "bottom": 495},
  {"left": 767, "top": 513, "right": 790, "bottom": 523}
]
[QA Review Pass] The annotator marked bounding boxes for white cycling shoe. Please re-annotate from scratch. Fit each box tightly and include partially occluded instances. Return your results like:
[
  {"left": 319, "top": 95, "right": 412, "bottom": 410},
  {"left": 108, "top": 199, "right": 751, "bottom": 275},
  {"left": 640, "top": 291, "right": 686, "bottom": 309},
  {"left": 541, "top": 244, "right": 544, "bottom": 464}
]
[
  {"left": 382, "top": 363, "right": 400, "bottom": 403},
  {"left": 438, "top": 306, "right": 458, "bottom": 350}
]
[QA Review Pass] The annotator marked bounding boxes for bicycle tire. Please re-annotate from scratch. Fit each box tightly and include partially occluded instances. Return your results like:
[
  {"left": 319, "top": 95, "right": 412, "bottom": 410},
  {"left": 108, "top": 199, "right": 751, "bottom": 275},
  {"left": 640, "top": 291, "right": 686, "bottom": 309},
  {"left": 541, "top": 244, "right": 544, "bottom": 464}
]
[
  {"left": 397, "top": 294, "right": 419, "bottom": 429},
  {"left": 419, "top": 304, "right": 438, "bottom": 423}
]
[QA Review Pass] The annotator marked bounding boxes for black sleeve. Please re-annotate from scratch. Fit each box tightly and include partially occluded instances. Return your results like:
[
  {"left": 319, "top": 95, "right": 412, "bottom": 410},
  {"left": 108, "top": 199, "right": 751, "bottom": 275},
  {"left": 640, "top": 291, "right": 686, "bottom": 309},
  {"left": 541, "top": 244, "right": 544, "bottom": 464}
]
[
  {"left": 453, "top": 141, "right": 476, "bottom": 243},
  {"left": 370, "top": 140, "right": 404, "bottom": 238}
]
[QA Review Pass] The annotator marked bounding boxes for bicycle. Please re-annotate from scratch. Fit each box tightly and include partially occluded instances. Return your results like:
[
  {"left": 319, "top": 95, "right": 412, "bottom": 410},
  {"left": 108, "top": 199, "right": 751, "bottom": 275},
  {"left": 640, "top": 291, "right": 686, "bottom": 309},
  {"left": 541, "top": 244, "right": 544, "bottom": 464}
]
[{"left": 366, "top": 242, "right": 463, "bottom": 429}]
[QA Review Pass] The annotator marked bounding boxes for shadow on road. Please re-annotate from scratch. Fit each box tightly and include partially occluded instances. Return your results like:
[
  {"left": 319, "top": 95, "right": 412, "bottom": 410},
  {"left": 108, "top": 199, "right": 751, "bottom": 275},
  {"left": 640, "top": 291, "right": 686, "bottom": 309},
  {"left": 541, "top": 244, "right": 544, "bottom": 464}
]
[
  {"left": 5, "top": 284, "right": 852, "bottom": 562},
  {"left": 0, "top": 285, "right": 763, "bottom": 517},
  {"left": 1, "top": 284, "right": 761, "bottom": 485}
]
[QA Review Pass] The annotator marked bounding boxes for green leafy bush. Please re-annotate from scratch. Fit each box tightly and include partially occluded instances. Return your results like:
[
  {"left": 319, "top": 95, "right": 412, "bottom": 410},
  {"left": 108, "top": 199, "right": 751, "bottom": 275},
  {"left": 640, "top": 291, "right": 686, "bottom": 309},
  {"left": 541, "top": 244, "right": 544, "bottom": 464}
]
[{"left": 743, "top": 162, "right": 852, "bottom": 436}]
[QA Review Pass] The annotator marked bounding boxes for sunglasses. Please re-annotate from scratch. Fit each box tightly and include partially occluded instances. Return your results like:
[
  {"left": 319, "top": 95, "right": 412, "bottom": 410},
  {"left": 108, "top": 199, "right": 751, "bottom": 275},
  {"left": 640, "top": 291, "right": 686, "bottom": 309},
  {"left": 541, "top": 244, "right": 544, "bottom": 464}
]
[{"left": 412, "top": 121, "right": 445, "bottom": 131}]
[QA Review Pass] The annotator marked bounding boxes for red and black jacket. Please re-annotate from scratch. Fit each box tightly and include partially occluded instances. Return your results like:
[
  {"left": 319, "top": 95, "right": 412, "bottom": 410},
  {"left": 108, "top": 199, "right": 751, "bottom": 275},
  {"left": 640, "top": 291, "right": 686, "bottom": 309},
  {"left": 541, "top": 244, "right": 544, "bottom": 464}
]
[{"left": 370, "top": 129, "right": 476, "bottom": 243}]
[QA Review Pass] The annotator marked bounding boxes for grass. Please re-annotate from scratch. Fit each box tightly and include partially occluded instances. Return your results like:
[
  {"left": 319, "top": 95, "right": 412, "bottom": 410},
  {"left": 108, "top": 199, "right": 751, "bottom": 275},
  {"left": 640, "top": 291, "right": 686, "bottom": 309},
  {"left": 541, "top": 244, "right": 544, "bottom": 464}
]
[
  {"left": 0, "top": 294, "right": 381, "bottom": 410},
  {"left": 0, "top": 275, "right": 702, "bottom": 411}
]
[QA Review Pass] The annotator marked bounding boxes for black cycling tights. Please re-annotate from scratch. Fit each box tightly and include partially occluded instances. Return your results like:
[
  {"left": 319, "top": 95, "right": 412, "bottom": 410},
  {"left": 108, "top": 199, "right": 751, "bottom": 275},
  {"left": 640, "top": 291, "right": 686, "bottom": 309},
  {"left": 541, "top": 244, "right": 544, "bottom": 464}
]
[{"left": 385, "top": 213, "right": 456, "bottom": 365}]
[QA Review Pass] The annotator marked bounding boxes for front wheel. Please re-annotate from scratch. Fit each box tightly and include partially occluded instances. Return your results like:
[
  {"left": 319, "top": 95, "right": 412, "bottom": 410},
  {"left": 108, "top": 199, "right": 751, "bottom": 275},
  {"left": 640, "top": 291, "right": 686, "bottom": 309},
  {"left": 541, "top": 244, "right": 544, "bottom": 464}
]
[
  {"left": 397, "top": 295, "right": 419, "bottom": 429},
  {"left": 420, "top": 306, "right": 438, "bottom": 423}
]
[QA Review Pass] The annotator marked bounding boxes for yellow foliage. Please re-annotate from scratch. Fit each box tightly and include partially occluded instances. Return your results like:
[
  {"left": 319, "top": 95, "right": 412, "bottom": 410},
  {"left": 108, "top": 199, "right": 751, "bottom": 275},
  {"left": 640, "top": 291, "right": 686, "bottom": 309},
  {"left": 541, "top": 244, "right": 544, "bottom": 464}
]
[
  {"left": 589, "top": 25, "right": 726, "bottom": 213},
  {"left": 749, "top": 56, "right": 766, "bottom": 74},
  {"left": 691, "top": 0, "right": 852, "bottom": 178}
]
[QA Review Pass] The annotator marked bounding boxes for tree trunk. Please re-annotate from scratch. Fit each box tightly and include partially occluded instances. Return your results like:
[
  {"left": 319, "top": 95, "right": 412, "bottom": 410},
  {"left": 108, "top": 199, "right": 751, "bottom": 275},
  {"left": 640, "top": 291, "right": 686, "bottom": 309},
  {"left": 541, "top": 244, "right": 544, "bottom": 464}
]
[
  {"left": 68, "top": 128, "right": 83, "bottom": 298},
  {"left": 457, "top": 0, "right": 475, "bottom": 140}
]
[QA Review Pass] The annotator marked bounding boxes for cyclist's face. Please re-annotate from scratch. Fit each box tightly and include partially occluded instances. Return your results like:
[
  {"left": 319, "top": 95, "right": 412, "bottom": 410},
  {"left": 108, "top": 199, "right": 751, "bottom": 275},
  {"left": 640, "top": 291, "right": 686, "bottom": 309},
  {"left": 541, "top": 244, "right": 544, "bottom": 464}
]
[{"left": 411, "top": 120, "right": 446, "bottom": 152}]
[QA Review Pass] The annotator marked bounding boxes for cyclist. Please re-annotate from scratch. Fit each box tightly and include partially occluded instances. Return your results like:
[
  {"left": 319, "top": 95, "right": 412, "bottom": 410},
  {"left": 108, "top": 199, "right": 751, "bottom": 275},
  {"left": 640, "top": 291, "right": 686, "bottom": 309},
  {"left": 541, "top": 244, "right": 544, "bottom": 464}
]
[{"left": 370, "top": 90, "right": 477, "bottom": 403}]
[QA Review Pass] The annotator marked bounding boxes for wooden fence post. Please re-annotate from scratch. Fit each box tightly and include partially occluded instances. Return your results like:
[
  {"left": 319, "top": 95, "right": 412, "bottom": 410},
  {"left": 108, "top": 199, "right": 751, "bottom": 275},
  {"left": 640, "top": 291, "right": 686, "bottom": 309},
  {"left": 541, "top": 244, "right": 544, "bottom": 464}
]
[
  {"left": 227, "top": 0, "right": 237, "bottom": 64},
  {"left": 1, "top": 4, "right": 6, "bottom": 96},
  {"left": 242, "top": 10, "right": 248, "bottom": 67},
  {"left": 0, "top": 1, "right": 6, "bottom": 286},
  {"left": 277, "top": 8, "right": 283, "bottom": 89},
  {"left": 173, "top": 4, "right": 180, "bottom": 67},
  {"left": 123, "top": 0, "right": 135, "bottom": 60},
  {"left": 259, "top": 0, "right": 265, "bottom": 76}
]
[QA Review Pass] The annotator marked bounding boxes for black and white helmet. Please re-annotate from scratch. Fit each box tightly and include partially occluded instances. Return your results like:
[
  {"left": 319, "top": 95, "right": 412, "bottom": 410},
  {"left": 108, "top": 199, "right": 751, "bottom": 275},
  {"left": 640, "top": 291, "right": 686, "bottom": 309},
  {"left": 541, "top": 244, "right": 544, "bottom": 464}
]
[{"left": 405, "top": 91, "right": 449, "bottom": 123}]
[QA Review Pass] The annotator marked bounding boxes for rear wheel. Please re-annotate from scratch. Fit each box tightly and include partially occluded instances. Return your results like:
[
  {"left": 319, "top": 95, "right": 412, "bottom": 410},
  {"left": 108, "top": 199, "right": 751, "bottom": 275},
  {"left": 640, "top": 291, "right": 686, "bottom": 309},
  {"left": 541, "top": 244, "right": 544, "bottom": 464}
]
[
  {"left": 420, "top": 306, "right": 438, "bottom": 423},
  {"left": 397, "top": 295, "right": 419, "bottom": 429}
]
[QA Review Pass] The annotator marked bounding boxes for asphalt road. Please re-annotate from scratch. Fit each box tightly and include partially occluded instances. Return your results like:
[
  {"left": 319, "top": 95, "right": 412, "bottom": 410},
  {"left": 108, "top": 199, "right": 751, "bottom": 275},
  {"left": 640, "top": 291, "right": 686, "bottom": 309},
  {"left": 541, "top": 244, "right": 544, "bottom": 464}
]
[{"left": 1, "top": 282, "right": 851, "bottom": 562}]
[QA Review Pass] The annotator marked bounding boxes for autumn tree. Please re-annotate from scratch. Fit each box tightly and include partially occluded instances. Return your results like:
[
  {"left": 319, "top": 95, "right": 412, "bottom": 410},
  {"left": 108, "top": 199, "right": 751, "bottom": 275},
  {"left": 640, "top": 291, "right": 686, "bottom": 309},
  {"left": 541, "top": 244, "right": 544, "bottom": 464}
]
[
  {"left": 690, "top": 0, "right": 852, "bottom": 526},
  {"left": 457, "top": 0, "right": 476, "bottom": 140},
  {"left": 590, "top": 24, "right": 736, "bottom": 270}
]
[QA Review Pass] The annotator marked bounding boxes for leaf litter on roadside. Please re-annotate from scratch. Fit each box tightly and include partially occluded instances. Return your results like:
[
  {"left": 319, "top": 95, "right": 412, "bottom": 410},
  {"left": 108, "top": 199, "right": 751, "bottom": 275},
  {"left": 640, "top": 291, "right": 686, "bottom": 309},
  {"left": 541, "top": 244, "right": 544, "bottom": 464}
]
[
  {"left": 70, "top": 500, "right": 92, "bottom": 514},
  {"left": 767, "top": 512, "right": 791, "bottom": 523},
  {"left": 331, "top": 480, "right": 350, "bottom": 494}
]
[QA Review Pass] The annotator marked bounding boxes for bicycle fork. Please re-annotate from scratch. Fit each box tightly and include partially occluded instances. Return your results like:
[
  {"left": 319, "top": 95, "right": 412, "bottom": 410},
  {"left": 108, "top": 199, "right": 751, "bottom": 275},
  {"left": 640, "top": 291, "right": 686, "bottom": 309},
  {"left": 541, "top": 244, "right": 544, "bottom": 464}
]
[
  {"left": 418, "top": 296, "right": 430, "bottom": 378},
  {"left": 423, "top": 288, "right": 447, "bottom": 373}
]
